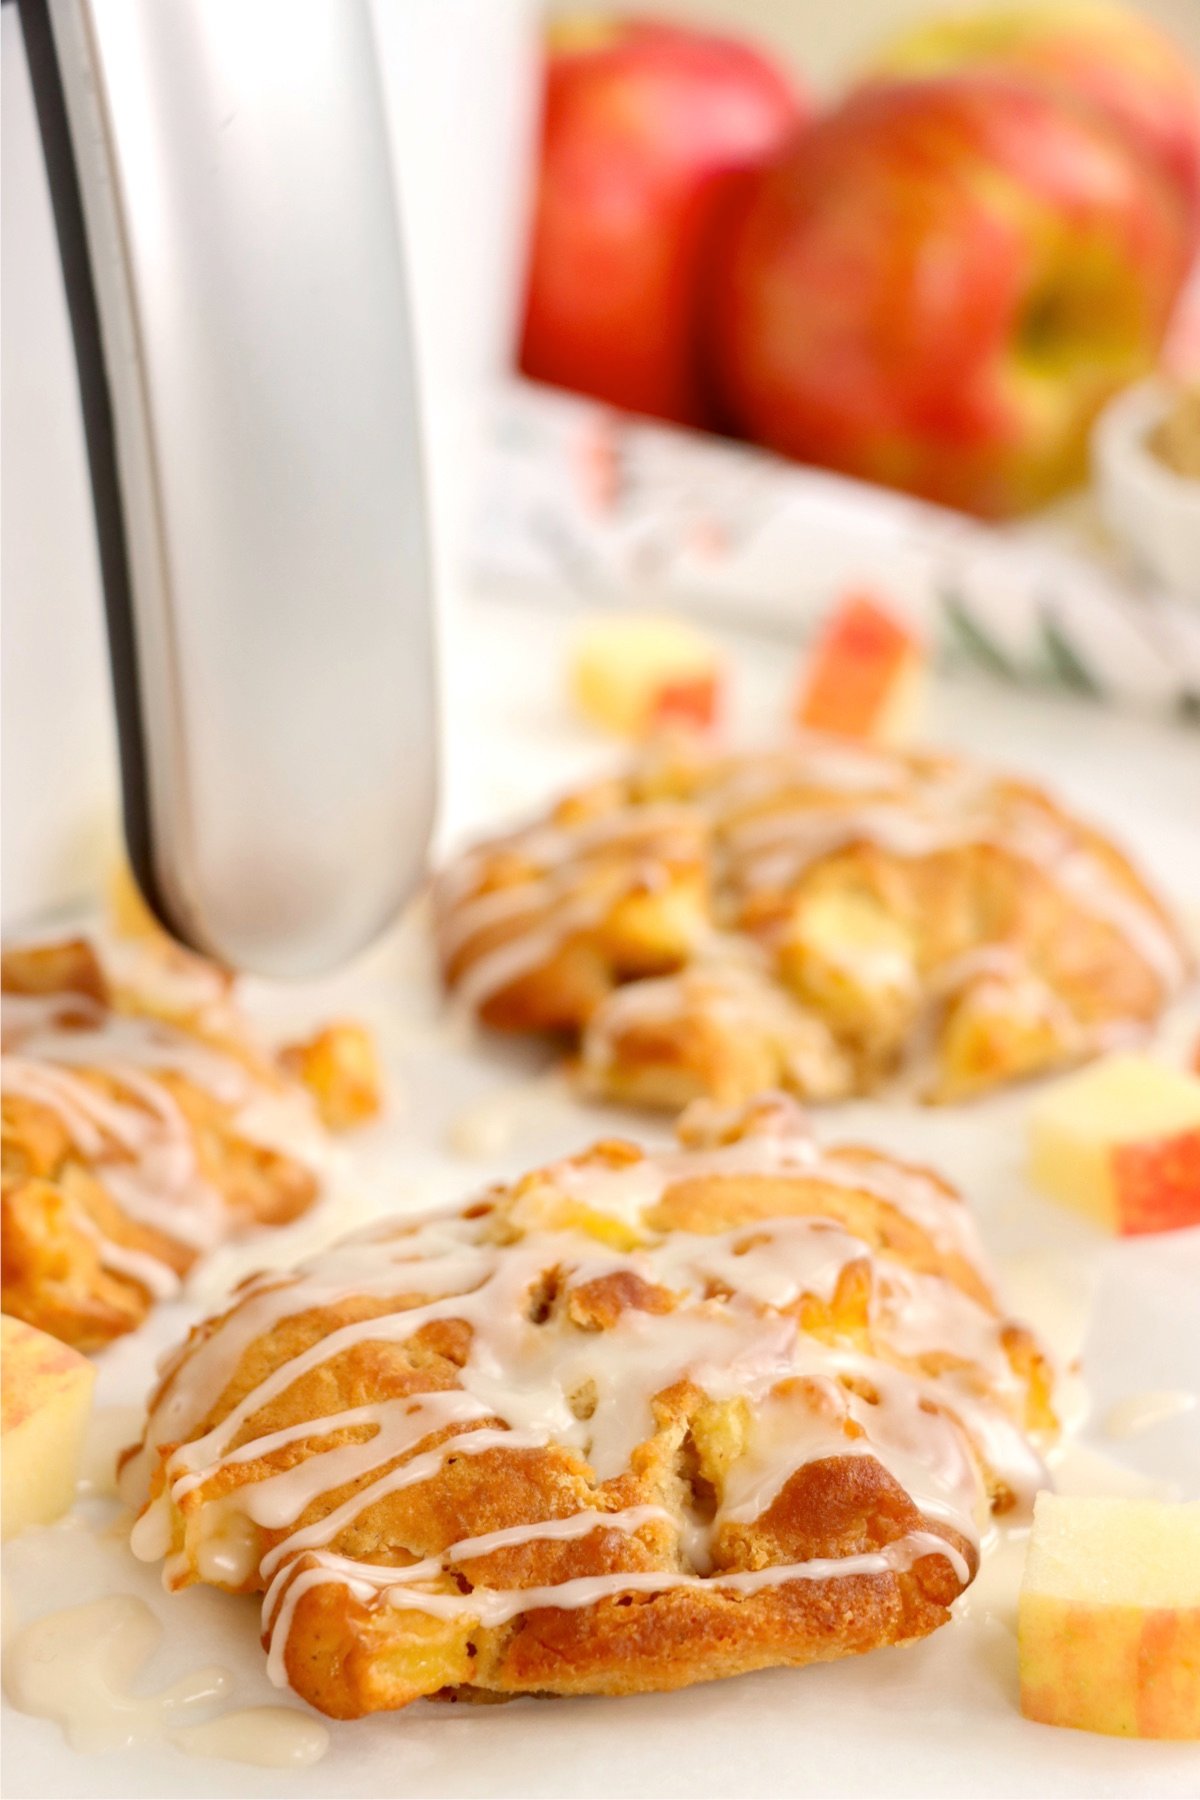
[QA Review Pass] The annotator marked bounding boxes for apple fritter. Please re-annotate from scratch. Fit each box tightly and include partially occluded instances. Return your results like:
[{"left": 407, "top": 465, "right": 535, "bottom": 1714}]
[
  {"left": 433, "top": 739, "right": 1189, "bottom": 1106},
  {"left": 123, "top": 1094, "right": 1055, "bottom": 1720},
  {"left": 1, "top": 934, "right": 381, "bottom": 1352}
]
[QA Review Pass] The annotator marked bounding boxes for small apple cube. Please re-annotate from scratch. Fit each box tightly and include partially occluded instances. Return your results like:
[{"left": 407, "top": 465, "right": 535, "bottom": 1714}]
[
  {"left": 570, "top": 614, "right": 723, "bottom": 739},
  {"left": 1, "top": 1315, "right": 95, "bottom": 1539},
  {"left": 1019, "top": 1493, "right": 1200, "bottom": 1739},
  {"left": 279, "top": 1022, "right": 383, "bottom": 1131},
  {"left": 794, "top": 591, "right": 924, "bottom": 743},
  {"left": 1029, "top": 1055, "right": 1200, "bottom": 1235}
]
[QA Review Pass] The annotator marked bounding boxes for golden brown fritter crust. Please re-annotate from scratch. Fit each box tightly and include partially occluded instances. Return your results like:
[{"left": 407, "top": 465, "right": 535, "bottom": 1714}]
[
  {"left": 1, "top": 935, "right": 378, "bottom": 1352},
  {"left": 125, "top": 1095, "right": 1054, "bottom": 1720},
  {"left": 433, "top": 742, "right": 1189, "bottom": 1105}
]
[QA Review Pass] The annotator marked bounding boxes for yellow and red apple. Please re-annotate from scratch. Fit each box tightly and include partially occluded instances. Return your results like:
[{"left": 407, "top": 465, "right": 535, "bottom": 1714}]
[
  {"left": 1, "top": 1314, "right": 95, "bottom": 1538},
  {"left": 869, "top": 2, "right": 1200, "bottom": 242},
  {"left": 1019, "top": 1493, "right": 1200, "bottom": 1738},
  {"left": 570, "top": 613, "right": 723, "bottom": 738},
  {"left": 711, "top": 76, "right": 1193, "bottom": 519},
  {"left": 1029, "top": 1054, "right": 1200, "bottom": 1235},
  {"left": 519, "top": 16, "right": 805, "bottom": 428},
  {"left": 794, "top": 591, "right": 924, "bottom": 743}
]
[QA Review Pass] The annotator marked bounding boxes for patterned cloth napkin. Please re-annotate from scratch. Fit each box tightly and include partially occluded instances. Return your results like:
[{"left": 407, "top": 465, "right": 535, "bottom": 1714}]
[{"left": 474, "top": 381, "right": 1200, "bottom": 722}]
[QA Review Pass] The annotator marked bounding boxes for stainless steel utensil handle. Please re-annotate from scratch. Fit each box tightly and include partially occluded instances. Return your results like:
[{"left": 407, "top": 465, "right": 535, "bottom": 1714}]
[{"left": 27, "top": 0, "right": 436, "bottom": 976}]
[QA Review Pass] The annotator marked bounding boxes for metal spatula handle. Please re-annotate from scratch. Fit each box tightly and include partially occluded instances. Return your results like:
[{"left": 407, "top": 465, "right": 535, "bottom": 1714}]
[{"left": 24, "top": 0, "right": 436, "bottom": 976}]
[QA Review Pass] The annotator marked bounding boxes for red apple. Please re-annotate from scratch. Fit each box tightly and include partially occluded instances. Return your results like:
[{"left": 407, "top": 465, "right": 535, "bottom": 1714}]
[
  {"left": 518, "top": 16, "right": 804, "bottom": 428},
  {"left": 868, "top": 2, "right": 1200, "bottom": 242},
  {"left": 711, "top": 77, "right": 1192, "bottom": 518}
]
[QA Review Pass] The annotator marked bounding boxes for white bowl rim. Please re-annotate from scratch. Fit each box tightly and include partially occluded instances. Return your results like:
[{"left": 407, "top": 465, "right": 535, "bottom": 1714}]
[{"left": 1094, "top": 377, "right": 1200, "bottom": 513}]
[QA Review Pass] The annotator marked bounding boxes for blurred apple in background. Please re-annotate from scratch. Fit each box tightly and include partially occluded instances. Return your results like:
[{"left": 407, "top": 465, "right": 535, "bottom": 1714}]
[
  {"left": 868, "top": 1, "right": 1200, "bottom": 241},
  {"left": 518, "top": 16, "right": 805, "bottom": 427},
  {"left": 711, "top": 77, "right": 1192, "bottom": 519}
]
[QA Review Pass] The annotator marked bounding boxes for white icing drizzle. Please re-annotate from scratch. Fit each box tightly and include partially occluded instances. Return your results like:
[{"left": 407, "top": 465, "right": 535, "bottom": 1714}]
[
  {"left": 452, "top": 894, "right": 607, "bottom": 1015},
  {"left": 437, "top": 742, "right": 1186, "bottom": 1037},
  {"left": 1, "top": 957, "right": 326, "bottom": 1290},
  {"left": 702, "top": 741, "right": 910, "bottom": 803},
  {"left": 581, "top": 958, "right": 851, "bottom": 1100},
  {"left": 439, "top": 800, "right": 705, "bottom": 1012},
  {"left": 439, "top": 802, "right": 702, "bottom": 904},
  {"left": 263, "top": 1528, "right": 970, "bottom": 1688},
  {"left": 3, "top": 1053, "right": 227, "bottom": 1251},
  {"left": 124, "top": 1103, "right": 1049, "bottom": 1694},
  {"left": 70, "top": 1204, "right": 183, "bottom": 1300}
]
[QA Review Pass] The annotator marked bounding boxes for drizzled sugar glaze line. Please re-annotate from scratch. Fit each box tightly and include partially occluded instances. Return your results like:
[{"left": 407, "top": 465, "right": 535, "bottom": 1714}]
[
  {"left": 126, "top": 1142, "right": 1026, "bottom": 1516},
  {"left": 2, "top": 1053, "right": 228, "bottom": 1252},
  {"left": 124, "top": 1111, "right": 998, "bottom": 1499},
  {"left": 2, "top": 973, "right": 326, "bottom": 1280},
  {"left": 262, "top": 1527, "right": 971, "bottom": 1688},
  {"left": 127, "top": 1104, "right": 1049, "bottom": 1686},
  {"left": 437, "top": 744, "right": 1187, "bottom": 1013},
  {"left": 261, "top": 1503, "right": 679, "bottom": 1634},
  {"left": 69, "top": 1204, "right": 183, "bottom": 1300}
]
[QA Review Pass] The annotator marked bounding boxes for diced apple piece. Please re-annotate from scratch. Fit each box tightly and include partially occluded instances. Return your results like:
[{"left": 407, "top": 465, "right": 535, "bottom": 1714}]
[
  {"left": 1019, "top": 1493, "right": 1200, "bottom": 1739},
  {"left": 1029, "top": 1055, "right": 1200, "bottom": 1235},
  {"left": 570, "top": 614, "right": 723, "bottom": 739},
  {"left": 1, "top": 1315, "right": 95, "bottom": 1539},
  {"left": 794, "top": 591, "right": 924, "bottom": 743},
  {"left": 279, "top": 1022, "right": 383, "bottom": 1131}
]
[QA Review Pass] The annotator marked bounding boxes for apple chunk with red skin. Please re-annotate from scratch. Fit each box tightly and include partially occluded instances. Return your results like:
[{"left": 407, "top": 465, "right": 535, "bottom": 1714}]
[
  {"left": 711, "top": 76, "right": 1192, "bottom": 519},
  {"left": 1, "top": 1314, "right": 95, "bottom": 1538},
  {"left": 794, "top": 591, "right": 924, "bottom": 744},
  {"left": 1029, "top": 1054, "right": 1200, "bottom": 1235},
  {"left": 519, "top": 17, "right": 804, "bottom": 428},
  {"left": 868, "top": 1, "right": 1200, "bottom": 242},
  {"left": 1019, "top": 1493, "right": 1200, "bottom": 1738},
  {"left": 570, "top": 613, "right": 723, "bottom": 738}
]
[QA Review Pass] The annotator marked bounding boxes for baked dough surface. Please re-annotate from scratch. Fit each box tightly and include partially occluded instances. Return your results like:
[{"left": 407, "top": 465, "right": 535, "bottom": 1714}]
[
  {"left": 434, "top": 740, "right": 1188, "bottom": 1105},
  {"left": 1, "top": 934, "right": 376, "bottom": 1350},
  {"left": 124, "top": 1095, "right": 1055, "bottom": 1719}
]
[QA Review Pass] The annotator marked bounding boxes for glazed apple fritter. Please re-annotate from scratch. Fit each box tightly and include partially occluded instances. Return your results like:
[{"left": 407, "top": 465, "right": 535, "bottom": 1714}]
[
  {"left": 1, "top": 933, "right": 381, "bottom": 1351},
  {"left": 124, "top": 1094, "right": 1056, "bottom": 1720},
  {"left": 433, "top": 739, "right": 1189, "bottom": 1105}
]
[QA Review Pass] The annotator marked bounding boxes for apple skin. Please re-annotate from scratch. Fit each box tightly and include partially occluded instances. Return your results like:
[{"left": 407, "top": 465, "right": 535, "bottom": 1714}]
[
  {"left": 710, "top": 76, "right": 1192, "bottom": 519},
  {"left": 1021, "top": 1595, "right": 1200, "bottom": 1738},
  {"left": 868, "top": 2, "right": 1200, "bottom": 243},
  {"left": 795, "top": 591, "right": 923, "bottom": 743},
  {"left": 518, "top": 17, "right": 804, "bottom": 428},
  {"left": 1018, "top": 1495, "right": 1200, "bottom": 1740}
]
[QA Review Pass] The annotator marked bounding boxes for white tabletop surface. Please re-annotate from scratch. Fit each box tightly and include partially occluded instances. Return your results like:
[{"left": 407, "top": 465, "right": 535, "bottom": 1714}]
[{"left": 3, "top": 592, "right": 1199, "bottom": 1800}]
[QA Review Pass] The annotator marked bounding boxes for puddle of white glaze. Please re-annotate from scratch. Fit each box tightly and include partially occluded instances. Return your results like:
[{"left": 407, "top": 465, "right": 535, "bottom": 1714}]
[
  {"left": 3, "top": 1595, "right": 231, "bottom": 1754},
  {"left": 2, "top": 1589, "right": 330, "bottom": 1770},
  {"left": 172, "top": 1706, "right": 329, "bottom": 1768},
  {"left": 1103, "top": 1389, "right": 1198, "bottom": 1441}
]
